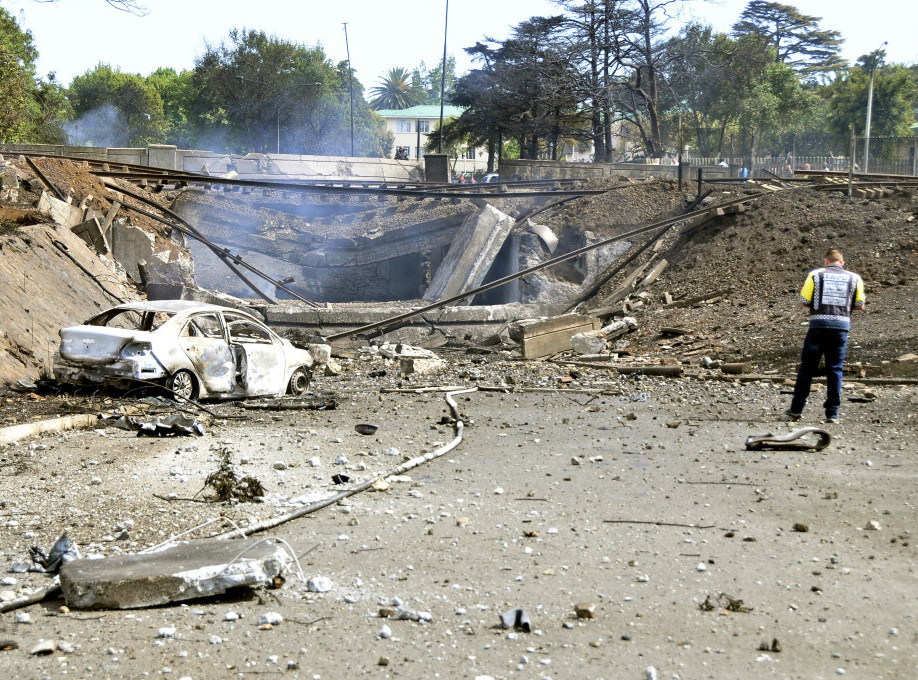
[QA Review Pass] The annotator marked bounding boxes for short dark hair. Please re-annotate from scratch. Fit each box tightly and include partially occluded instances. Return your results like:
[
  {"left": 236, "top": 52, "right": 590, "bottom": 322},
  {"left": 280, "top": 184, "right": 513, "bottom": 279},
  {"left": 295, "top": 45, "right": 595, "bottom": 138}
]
[{"left": 825, "top": 249, "right": 843, "bottom": 262}]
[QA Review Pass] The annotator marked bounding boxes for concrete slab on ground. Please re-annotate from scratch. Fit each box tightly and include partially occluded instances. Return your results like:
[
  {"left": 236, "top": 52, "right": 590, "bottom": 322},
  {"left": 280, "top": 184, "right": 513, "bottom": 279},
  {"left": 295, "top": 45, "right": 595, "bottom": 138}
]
[
  {"left": 59, "top": 538, "right": 291, "bottom": 610},
  {"left": 423, "top": 204, "right": 515, "bottom": 304}
]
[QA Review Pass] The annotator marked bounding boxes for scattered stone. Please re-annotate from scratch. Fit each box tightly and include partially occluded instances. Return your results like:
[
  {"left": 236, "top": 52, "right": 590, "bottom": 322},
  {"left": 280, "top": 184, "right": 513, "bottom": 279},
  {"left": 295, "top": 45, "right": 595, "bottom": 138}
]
[
  {"left": 379, "top": 624, "right": 392, "bottom": 639},
  {"left": 865, "top": 520, "right": 881, "bottom": 531},
  {"left": 574, "top": 603, "right": 596, "bottom": 619},
  {"left": 570, "top": 330, "right": 608, "bottom": 355},
  {"left": 307, "top": 576, "right": 334, "bottom": 593},
  {"left": 378, "top": 656, "right": 390, "bottom": 666},
  {"left": 158, "top": 626, "right": 177, "bottom": 638},
  {"left": 792, "top": 523, "right": 809, "bottom": 533},
  {"left": 370, "top": 478, "right": 390, "bottom": 492},
  {"left": 259, "top": 612, "right": 283, "bottom": 626},
  {"left": 273, "top": 461, "right": 289, "bottom": 470},
  {"left": 26, "top": 639, "right": 55, "bottom": 656}
]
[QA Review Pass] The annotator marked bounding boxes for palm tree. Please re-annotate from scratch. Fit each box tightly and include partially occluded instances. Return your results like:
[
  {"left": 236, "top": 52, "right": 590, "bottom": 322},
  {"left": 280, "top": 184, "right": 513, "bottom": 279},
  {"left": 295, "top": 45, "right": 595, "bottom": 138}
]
[{"left": 369, "top": 67, "right": 422, "bottom": 110}]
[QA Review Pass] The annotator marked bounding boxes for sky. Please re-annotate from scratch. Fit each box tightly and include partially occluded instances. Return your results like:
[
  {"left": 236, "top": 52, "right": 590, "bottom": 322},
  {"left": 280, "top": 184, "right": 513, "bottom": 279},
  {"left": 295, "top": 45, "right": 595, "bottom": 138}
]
[{"left": 5, "top": 0, "right": 917, "bottom": 92}]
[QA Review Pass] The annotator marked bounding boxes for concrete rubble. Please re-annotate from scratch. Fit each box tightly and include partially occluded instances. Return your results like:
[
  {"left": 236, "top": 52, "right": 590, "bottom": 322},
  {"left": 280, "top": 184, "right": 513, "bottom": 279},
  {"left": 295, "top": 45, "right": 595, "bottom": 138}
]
[
  {"left": 423, "top": 204, "right": 515, "bottom": 303},
  {"left": 58, "top": 538, "right": 291, "bottom": 609}
]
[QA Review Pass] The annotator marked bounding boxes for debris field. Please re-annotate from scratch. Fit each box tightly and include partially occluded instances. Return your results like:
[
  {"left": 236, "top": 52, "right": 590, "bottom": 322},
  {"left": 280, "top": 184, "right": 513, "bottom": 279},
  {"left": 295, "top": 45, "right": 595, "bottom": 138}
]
[{"left": 0, "top": 154, "right": 917, "bottom": 678}]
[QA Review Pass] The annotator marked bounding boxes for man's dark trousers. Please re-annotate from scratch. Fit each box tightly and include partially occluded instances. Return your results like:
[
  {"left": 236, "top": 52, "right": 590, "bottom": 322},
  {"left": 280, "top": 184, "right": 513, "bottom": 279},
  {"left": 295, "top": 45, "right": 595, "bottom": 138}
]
[{"left": 790, "top": 328, "right": 848, "bottom": 419}]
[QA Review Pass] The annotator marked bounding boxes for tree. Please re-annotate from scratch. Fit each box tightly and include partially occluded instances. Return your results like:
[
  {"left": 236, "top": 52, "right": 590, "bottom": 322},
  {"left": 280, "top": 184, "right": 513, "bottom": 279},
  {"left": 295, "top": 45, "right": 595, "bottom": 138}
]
[
  {"left": 67, "top": 65, "right": 167, "bottom": 146},
  {"left": 0, "top": 7, "right": 38, "bottom": 141},
  {"left": 410, "top": 57, "right": 457, "bottom": 104},
  {"left": 369, "top": 67, "right": 422, "bottom": 110},
  {"left": 821, "top": 58, "right": 918, "bottom": 139},
  {"left": 25, "top": 72, "right": 71, "bottom": 143},
  {"left": 732, "top": 1, "right": 844, "bottom": 82},
  {"left": 195, "top": 30, "right": 390, "bottom": 156},
  {"left": 145, "top": 67, "right": 200, "bottom": 147},
  {"left": 451, "top": 16, "right": 584, "bottom": 162},
  {"left": 604, "top": 0, "right": 688, "bottom": 159}
]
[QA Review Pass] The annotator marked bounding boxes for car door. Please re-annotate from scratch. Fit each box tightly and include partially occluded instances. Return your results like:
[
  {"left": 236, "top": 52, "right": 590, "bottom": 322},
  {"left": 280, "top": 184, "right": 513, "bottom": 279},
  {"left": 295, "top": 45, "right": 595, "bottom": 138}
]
[
  {"left": 224, "top": 313, "right": 286, "bottom": 396},
  {"left": 177, "top": 312, "right": 235, "bottom": 394}
]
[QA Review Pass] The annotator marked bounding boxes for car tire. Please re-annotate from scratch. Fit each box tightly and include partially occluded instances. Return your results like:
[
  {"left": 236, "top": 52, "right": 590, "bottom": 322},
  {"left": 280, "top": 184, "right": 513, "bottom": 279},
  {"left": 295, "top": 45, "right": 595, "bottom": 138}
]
[
  {"left": 288, "top": 367, "right": 311, "bottom": 396},
  {"left": 168, "top": 369, "right": 198, "bottom": 401}
]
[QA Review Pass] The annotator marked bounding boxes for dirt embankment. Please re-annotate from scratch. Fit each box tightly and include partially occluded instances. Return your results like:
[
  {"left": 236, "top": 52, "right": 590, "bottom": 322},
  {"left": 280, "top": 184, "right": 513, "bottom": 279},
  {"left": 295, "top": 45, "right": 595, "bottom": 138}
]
[{"left": 552, "top": 180, "right": 918, "bottom": 373}]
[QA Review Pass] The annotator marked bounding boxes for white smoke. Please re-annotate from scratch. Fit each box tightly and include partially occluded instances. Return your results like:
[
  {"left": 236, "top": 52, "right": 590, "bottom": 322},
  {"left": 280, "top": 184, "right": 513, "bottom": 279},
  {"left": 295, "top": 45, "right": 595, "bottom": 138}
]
[{"left": 64, "top": 104, "right": 128, "bottom": 147}]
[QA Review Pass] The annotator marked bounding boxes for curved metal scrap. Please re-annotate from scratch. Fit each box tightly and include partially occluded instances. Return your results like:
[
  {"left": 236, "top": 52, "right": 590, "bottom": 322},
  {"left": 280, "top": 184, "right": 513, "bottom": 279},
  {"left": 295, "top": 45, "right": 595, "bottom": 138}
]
[{"left": 745, "top": 427, "right": 832, "bottom": 452}]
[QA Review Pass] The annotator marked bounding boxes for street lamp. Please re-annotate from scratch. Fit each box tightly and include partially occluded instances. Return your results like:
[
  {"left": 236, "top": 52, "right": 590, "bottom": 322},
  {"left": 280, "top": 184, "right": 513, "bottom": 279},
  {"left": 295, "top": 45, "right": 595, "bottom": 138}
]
[
  {"left": 343, "top": 23, "right": 355, "bottom": 157},
  {"left": 864, "top": 41, "right": 887, "bottom": 173},
  {"left": 438, "top": 0, "right": 449, "bottom": 154}
]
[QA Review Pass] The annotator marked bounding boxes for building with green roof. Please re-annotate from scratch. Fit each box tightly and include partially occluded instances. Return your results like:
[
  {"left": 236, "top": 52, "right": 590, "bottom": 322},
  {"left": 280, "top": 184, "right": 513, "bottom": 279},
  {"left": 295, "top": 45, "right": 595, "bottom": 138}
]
[{"left": 375, "top": 105, "right": 489, "bottom": 173}]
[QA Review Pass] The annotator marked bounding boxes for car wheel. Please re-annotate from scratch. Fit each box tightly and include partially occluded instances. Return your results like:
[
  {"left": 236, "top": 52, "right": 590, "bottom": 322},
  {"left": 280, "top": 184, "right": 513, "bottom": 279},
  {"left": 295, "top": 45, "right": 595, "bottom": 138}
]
[
  {"left": 168, "top": 369, "right": 198, "bottom": 401},
  {"left": 288, "top": 367, "right": 311, "bottom": 396}
]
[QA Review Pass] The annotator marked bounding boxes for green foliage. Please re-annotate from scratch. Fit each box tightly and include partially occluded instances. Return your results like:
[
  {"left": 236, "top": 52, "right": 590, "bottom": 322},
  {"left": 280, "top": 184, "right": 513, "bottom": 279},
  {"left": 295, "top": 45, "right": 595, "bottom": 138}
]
[
  {"left": 732, "top": 1, "right": 845, "bottom": 82},
  {"left": 0, "top": 7, "right": 37, "bottom": 142},
  {"left": 68, "top": 64, "right": 168, "bottom": 146},
  {"left": 145, "top": 67, "right": 200, "bottom": 147},
  {"left": 193, "top": 30, "right": 389, "bottom": 156},
  {"left": 24, "top": 73, "right": 71, "bottom": 143},
  {"left": 369, "top": 67, "right": 422, "bottom": 110},
  {"left": 410, "top": 57, "right": 457, "bottom": 105},
  {"left": 821, "top": 63, "right": 918, "bottom": 138}
]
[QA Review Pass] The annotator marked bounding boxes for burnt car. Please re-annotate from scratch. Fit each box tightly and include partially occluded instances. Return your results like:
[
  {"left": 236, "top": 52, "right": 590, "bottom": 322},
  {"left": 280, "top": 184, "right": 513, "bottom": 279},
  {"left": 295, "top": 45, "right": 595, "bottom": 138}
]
[{"left": 53, "top": 301, "right": 314, "bottom": 400}]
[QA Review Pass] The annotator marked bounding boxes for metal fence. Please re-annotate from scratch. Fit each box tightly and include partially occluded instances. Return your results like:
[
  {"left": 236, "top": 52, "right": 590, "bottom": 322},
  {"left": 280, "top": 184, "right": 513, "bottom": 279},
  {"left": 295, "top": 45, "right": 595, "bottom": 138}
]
[{"left": 693, "top": 136, "right": 918, "bottom": 177}]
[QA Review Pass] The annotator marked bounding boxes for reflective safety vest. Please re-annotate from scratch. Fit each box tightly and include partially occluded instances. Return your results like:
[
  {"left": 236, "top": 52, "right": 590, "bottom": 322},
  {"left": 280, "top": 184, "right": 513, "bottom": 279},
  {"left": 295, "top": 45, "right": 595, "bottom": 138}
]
[{"left": 799, "top": 263, "right": 865, "bottom": 331}]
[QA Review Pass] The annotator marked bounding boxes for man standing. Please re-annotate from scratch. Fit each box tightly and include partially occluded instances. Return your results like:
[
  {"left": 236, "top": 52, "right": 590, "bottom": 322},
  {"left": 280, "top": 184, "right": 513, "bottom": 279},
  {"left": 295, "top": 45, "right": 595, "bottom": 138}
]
[{"left": 787, "top": 249, "right": 865, "bottom": 423}]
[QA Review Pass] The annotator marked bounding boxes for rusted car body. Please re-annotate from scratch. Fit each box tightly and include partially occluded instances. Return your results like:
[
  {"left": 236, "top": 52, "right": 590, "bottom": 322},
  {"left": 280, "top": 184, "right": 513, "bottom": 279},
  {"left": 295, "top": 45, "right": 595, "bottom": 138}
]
[{"left": 53, "top": 301, "right": 313, "bottom": 399}]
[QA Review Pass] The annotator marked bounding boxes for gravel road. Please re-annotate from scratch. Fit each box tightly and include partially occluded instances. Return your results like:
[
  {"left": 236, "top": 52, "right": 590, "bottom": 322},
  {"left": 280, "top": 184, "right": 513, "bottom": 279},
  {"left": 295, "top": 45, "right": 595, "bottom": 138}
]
[{"left": 1, "top": 358, "right": 916, "bottom": 680}]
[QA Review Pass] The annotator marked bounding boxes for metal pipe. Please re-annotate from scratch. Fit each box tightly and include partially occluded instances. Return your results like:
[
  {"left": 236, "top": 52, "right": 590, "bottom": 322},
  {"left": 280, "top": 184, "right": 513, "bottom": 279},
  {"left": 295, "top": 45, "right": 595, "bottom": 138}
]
[
  {"left": 864, "top": 42, "right": 887, "bottom": 173},
  {"left": 438, "top": 0, "right": 448, "bottom": 154}
]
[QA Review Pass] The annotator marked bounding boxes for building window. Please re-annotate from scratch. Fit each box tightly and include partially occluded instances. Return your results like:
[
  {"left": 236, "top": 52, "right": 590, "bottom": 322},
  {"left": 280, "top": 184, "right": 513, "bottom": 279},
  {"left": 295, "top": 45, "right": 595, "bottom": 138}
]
[
  {"left": 416, "top": 120, "right": 430, "bottom": 133},
  {"left": 461, "top": 148, "right": 476, "bottom": 160},
  {"left": 394, "top": 146, "right": 410, "bottom": 160},
  {"left": 396, "top": 120, "right": 412, "bottom": 133}
]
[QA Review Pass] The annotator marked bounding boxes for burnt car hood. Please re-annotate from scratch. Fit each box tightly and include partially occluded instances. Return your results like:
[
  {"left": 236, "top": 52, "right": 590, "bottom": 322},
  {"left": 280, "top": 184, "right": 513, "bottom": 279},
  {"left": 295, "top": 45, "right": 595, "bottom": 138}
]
[{"left": 59, "top": 326, "right": 150, "bottom": 364}]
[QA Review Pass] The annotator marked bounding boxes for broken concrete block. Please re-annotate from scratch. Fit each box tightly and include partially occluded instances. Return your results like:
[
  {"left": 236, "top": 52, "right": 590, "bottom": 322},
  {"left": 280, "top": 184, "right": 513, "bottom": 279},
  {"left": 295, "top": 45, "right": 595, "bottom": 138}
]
[
  {"left": 570, "top": 330, "right": 608, "bottom": 355},
  {"left": 399, "top": 356, "right": 446, "bottom": 376},
  {"left": 306, "top": 343, "right": 332, "bottom": 365},
  {"left": 527, "top": 219, "right": 558, "bottom": 253},
  {"left": 59, "top": 538, "right": 290, "bottom": 610},
  {"left": 600, "top": 316, "right": 638, "bottom": 340},
  {"left": 516, "top": 314, "right": 601, "bottom": 359},
  {"left": 424, "top": 204, "right": 515, "bottom": 303},
  {"left": 37, "top": 191, "right": 84, "bottom": 228},
  {"left": 71, "top": 217, "right": 111, "bottom": 254}
]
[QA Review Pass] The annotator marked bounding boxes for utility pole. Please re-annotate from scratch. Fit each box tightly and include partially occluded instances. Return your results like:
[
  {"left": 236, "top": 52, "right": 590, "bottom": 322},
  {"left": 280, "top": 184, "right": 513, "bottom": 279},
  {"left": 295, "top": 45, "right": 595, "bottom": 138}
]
[
  {"left": 343, "top": 22, "right": 355, "bottom": 157},
  {"left": 438, "top": 0, "right": 448, "bottom": 154},
  {"left": 848, "top": 124, "right": 856, "bottom": 198},
  {"left": 864, "top": 41, "right": 887, "bottom": 173}
]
